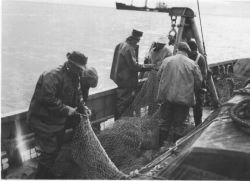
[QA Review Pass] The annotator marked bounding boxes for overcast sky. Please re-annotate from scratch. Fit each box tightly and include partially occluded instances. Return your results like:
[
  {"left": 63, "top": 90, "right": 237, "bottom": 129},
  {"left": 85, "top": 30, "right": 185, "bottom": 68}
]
[{"left": 5, "top": 0, "right": 250, "bottom": 8}]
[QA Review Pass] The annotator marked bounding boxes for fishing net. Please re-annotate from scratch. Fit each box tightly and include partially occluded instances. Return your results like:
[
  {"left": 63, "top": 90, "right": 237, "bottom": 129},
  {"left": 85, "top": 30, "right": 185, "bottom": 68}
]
[
  {"left": 71, "top": 115, "right": 127, "bottom": 179},
  {"left": 52, "top": 115, "right": 127, "bottom": 179},
  {"left": 213, "top": 74, "right": 247, "bottom": 104},
  {"left": 97, "top": 115, "right": 160, "bottom": 174},
  {"left": 51, "top": 114, "right": 161, "bottom": 178},
  {"left": 123, "top": 70, "right": 160, "bottom": 117}
]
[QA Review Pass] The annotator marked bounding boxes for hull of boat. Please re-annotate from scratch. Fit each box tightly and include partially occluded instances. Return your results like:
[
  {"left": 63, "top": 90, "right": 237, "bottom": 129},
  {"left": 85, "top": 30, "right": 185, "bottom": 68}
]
[{"left": 115, "top": 2, "right": 169, "bottom": 13}]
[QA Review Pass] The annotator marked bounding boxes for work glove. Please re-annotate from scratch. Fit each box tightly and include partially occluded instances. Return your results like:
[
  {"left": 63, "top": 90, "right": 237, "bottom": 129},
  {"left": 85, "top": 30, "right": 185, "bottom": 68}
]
[
  {"left": 83, "top": 105, "right": 92, "bottom": 117},
  {"left": 66, "top": 106, "right": 77, "bottom": 116},
  {"left": 66, "top": 106, "right": 81, "bottom": 127},
  {"left": 77, "top": 102, "right": 92, "bottom": 117}
]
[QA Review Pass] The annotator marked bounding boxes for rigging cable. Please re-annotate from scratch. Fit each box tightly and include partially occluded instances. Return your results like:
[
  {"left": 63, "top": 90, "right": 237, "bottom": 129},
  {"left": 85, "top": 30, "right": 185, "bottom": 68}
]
[{"left": 196, "top": 0, "right": 207, "bottom": 57}]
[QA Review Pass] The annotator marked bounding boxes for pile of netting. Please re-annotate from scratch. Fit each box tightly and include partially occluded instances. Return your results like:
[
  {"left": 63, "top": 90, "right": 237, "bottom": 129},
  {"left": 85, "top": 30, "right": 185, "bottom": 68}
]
[
  {"left": 52, "top": 115, "right": 127, "bottom": 179},
  {"left": 50, "top": 112, "right": 168, "bottom": 179},
  {"left": 97, "top": 116, "right": 159, "bottom": 174}
]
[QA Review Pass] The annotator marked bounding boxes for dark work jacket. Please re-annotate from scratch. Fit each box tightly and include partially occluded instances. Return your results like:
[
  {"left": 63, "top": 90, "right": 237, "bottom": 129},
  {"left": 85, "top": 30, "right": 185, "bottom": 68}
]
[
  {"left": 110, "top": 40, "right": 144, "bottom": 88},
  {"left": 189, "top": 51, "right": 208, "bottom": 86},
  {"left": 27, "top": 64, "right": 82, "bottom": 134}
]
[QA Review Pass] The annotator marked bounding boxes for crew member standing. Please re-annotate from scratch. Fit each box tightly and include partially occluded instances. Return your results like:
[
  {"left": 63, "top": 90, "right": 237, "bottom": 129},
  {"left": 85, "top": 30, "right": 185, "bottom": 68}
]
[
  {"left": 27, "top": 51, "right": 90, "bottom": 179},
  {"left": 137, "top": 36, "right": 173, "bottom": 115},
  {"left": 157, "top": 42, "right": 202, "bottom": 145},
  {"left": 110, "top": 29, "right": 155, "bottom": 120},
  {"left": 188, "top": 39, "right": 208, "bottom": 126}
]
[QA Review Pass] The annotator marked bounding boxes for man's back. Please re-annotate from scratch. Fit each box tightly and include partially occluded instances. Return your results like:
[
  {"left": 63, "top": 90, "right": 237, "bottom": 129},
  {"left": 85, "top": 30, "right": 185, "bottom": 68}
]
[
  {"left": 157, "top": 53, "right": 202, "bottom": 106},
  {"left": 110, "top": 41, "right": 142, "bottom": 88}
]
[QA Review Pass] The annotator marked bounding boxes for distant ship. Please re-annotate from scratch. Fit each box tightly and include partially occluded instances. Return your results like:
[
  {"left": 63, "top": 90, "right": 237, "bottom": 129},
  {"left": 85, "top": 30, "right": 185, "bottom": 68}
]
[{"left": 116, "top": 0, "right": 169, "bottom": 13}]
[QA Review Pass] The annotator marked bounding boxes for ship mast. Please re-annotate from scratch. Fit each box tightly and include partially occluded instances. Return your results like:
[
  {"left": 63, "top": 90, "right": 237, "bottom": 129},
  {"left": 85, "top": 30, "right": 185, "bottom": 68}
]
[{"left": 145, "top": 0, "right": 148, "bottom": 8}]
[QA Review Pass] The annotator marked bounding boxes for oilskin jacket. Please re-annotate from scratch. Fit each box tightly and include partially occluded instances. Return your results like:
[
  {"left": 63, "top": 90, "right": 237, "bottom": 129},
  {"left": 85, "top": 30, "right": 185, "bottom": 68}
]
[
  {"left": 27, "top": 63, "right": 82, "bottom": 135},
  {"left": 110, "top": 40, "right": 144, "bottom": 88},
  {"left": 157, "top": 52, "right": 203, "bottom": 106}
]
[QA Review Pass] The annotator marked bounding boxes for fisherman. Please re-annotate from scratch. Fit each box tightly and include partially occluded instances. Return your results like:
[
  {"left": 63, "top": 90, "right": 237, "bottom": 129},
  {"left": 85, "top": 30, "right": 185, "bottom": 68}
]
[
  {"left": 138, "top": 36, "right": 173, "bottom": 114},
  {"left": 157, "top": 42, "right": 202, "bottom": 146},
  {"left": 183, "top": 25, "right": 220, "bottom": 109},
  {"left": 188, "top": 39, "right": 207, "bottom": 126},
  {"left": 144, "top": 36, "right": 172, "bottom": 70},
  {"left": 110, "top": 29, "right": 155, "bottom": 120},
  {"left": 27, "top": 51, "right": 94, "bottom": 179}
]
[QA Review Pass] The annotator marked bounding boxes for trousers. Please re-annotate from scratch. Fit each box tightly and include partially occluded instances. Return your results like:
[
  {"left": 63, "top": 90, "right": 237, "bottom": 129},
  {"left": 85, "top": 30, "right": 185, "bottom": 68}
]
[
  {"left": 193, "top": 89, "right": 205, "bottom": 126},
  {"left": 159, "top": 102, "right": 189, "bottom": 146},
  {"left": 114, "top": 87, "right": 136, "bottom": 120},
  {"left": 34, "top": 128, "right": 65, "bottom": 179}
]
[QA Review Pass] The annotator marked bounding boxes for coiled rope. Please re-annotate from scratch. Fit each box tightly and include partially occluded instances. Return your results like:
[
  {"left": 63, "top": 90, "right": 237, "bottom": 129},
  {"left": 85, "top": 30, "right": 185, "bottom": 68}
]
[{"left": 230, "top": 98, "right": 250, "bottom": 134}]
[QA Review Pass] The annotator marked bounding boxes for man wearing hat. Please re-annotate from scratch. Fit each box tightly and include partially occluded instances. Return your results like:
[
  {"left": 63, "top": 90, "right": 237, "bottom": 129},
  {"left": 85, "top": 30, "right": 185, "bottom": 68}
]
[
  {"left": 145, "top": 36, "right": 172, "bottom": 70},
  {"left": 110, "top": 29, "right": 155, "bottom": 120},
  {"left": 187, "top": 39, "right": 208, "bottom": 127},
  {"left": 157, "top": 42, "right": 202, "bottom": 146},
  {"left": 138, "top": 36, "right": 172, "bottom": 114},
  {"left": 27, "top": 51, "right": 92, "bottom": 179}
]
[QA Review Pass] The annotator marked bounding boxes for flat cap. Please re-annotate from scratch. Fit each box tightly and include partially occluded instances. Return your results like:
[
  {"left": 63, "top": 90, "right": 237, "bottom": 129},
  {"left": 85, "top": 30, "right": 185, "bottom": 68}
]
[
  {"left": 177, "top": 42, "right": 191, "bottom": 53},
  {"left": 82, "top": 67, "right": 98, "bottom": 88},
  {"left": 132, "top": 29, "right": 143, "bottom": 39},
  {"left": 67, "top": 51, "right": 88, "bottom": 69}
]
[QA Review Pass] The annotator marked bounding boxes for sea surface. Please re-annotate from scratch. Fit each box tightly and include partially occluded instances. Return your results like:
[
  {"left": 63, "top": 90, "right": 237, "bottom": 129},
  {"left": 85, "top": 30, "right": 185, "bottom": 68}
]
[{"left": 2, "top": 0, "right": 250, "bottom": 114}]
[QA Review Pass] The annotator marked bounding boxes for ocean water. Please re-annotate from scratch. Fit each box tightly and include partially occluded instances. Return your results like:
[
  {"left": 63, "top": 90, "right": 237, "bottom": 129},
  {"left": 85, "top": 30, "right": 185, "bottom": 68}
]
[{"left": 2, "top": 0, "right": 250, "bottom": 114}]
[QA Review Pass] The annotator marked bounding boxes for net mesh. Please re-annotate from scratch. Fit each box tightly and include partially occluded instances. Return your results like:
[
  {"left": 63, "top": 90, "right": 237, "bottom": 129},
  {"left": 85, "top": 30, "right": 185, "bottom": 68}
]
[
  {"left": 97, "top": 116, "right": 160, "bottom": 174},
  {"left": 71, "top": 115, "right": 127, "bottom": 179},
  {"left": 123, "top": 70, "right": 160, "bottom": 117}
]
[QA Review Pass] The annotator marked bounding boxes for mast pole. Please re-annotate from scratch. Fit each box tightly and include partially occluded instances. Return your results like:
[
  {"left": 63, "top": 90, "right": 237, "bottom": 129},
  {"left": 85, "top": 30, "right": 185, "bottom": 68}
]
[{"left": 145, "top": 0, "right": 148, "bottom": 8}]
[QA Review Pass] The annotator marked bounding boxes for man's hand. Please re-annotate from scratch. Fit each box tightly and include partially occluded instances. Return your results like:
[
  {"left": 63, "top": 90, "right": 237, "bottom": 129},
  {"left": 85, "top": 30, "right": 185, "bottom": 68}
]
[
  {"left": 84, "top": 106, "right": 92, "bottom": 117},
  {"left": 66, "top": 106, "right": 81, "bottom": 127},
  {"left": 67, "top": 106, "right": 77, "bottom": 116}
]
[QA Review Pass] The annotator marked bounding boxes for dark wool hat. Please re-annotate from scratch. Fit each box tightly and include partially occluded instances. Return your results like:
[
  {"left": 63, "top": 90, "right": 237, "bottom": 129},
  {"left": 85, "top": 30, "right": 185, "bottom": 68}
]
[
  {"left": 177, "top": 42, "right": 191, "bottom": 54},
  {"left": 67, "top": 51, "right": 88, "bottom": 69},
  {"left": 82, "top": 67, "right": 98, "bottom": 88},
  {"left": 132, "top": 29, "right": 143, "bottom": 39},
  {"left": 187, "top": 39, "right": 198, "bottom": 51}
]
